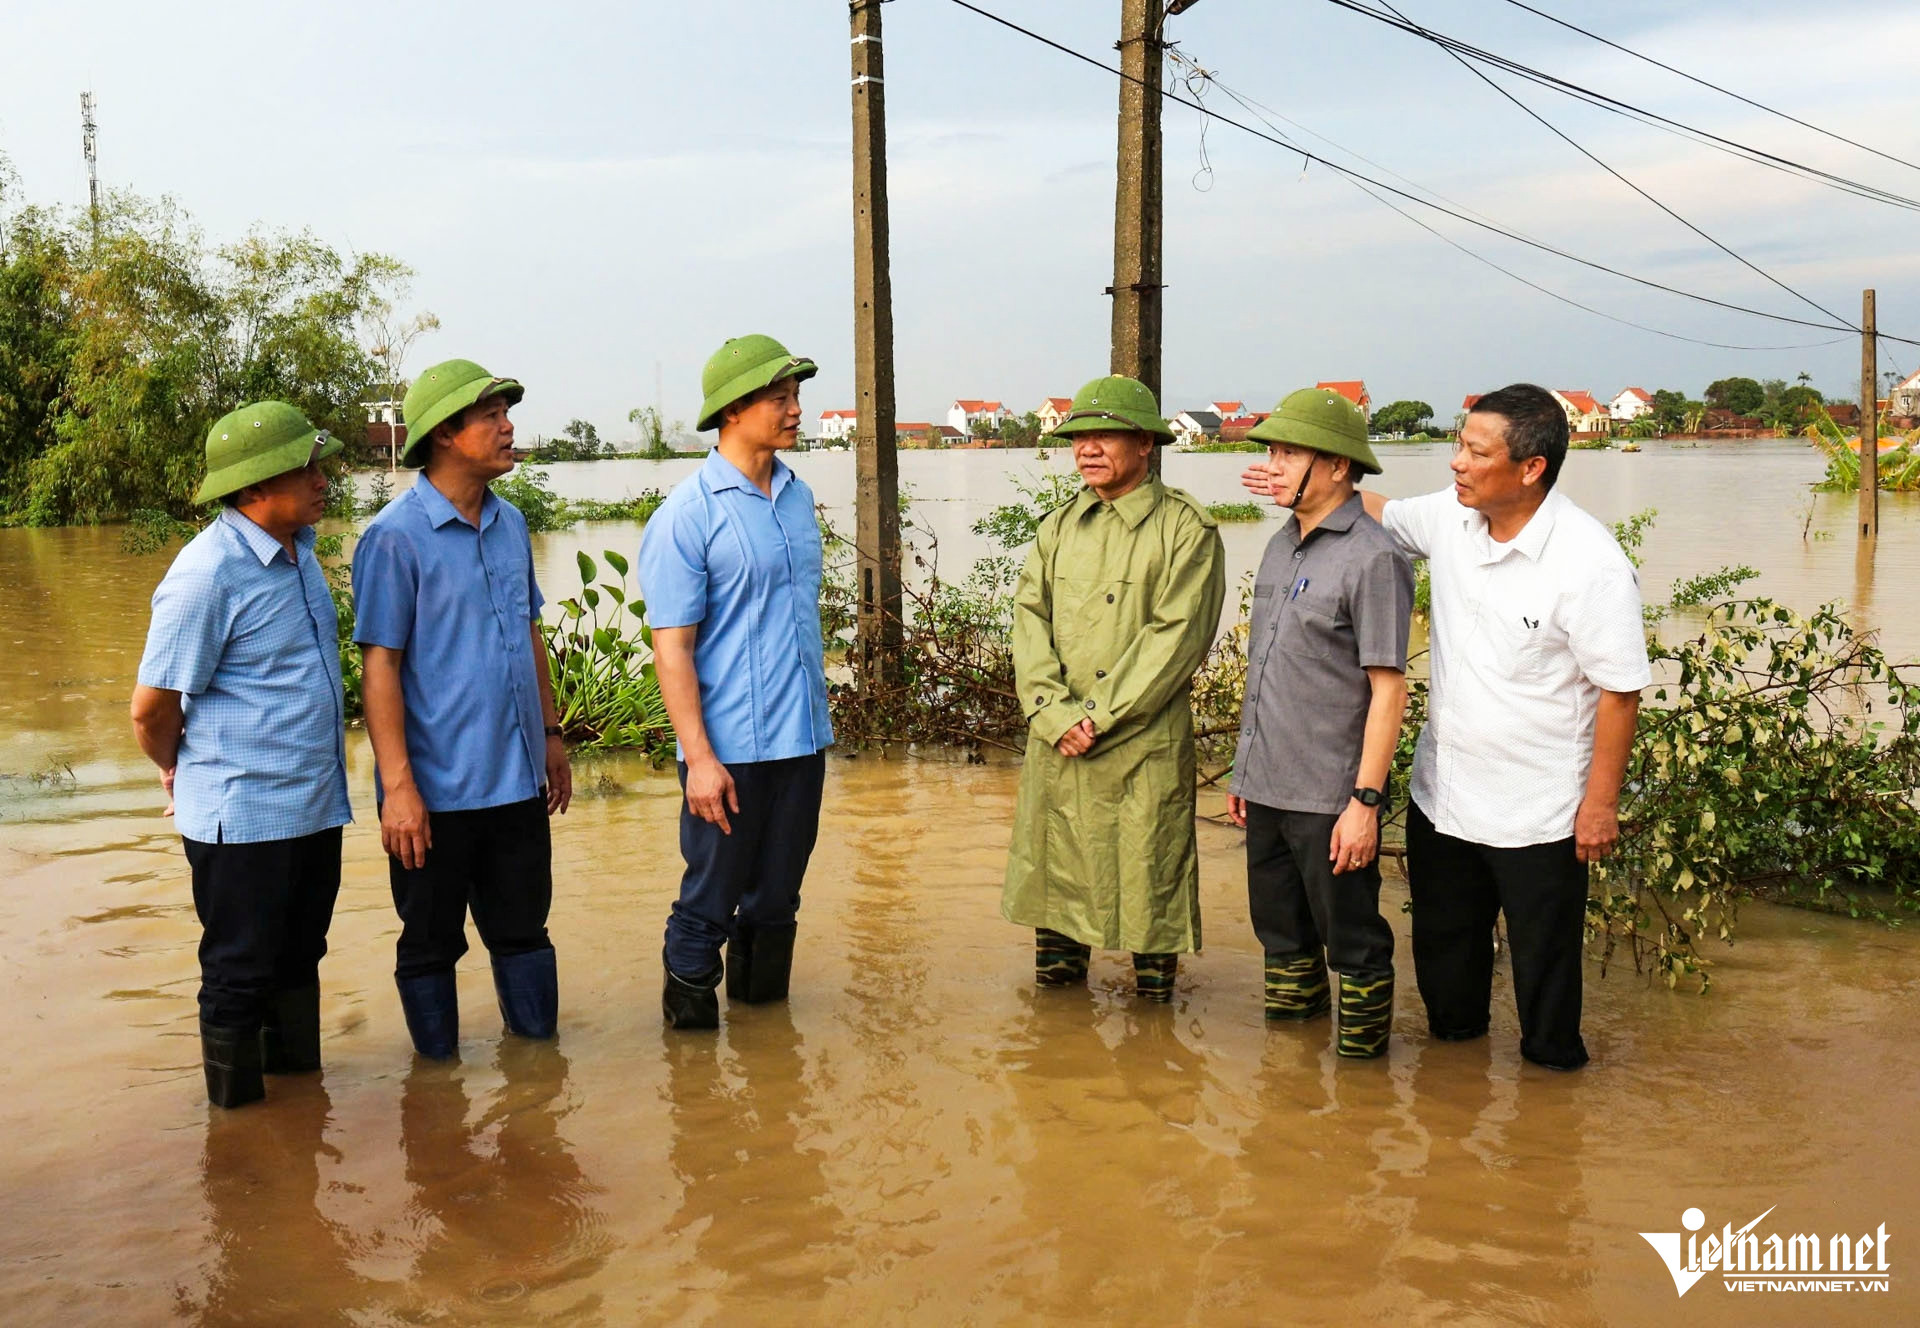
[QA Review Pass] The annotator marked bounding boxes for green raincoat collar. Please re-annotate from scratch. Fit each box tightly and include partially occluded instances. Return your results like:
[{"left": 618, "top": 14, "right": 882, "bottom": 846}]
[{"left": 1068, "top": 476, "right": 1163, "bottom": 531}]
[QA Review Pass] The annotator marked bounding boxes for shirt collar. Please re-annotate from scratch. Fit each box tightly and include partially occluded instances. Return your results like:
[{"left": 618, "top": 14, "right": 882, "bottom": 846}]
[
  {"left": 1463, "top": 486, "right": 1564, "bottom": 563},
  {"left": 219, "top": 505, "right": 309, "bottom": 566},
  {"left": 413, "top": 472, "right": 499, "bottom": 529},
  {"left": 702, "top": 447, "right": 792, "bottom": 499},
  {"left": 1071, "top": 476, "right": 1162, "bottom": 530}
]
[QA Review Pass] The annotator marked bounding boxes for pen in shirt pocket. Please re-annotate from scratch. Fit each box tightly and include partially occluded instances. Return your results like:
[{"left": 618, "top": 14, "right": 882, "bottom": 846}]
[{"left": 1291, "top": 577, "right": 1309, "bottom": 600}]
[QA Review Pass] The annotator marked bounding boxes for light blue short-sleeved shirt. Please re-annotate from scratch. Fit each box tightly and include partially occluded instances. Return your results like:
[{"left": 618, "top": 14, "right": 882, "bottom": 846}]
[
  {"left": 137, "top": 508, "right": 351, "bottom": 844},
  {"left": 637, "top": 450, "right": 833, "bottom": 765},
  {"left": 351, "top": 475, "right": 547, "bottom": 812}
]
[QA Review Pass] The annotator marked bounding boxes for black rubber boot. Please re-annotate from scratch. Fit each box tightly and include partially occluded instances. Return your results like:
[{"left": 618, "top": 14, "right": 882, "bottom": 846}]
[
  {"left": 663, "top": 952, "right": 723, "bottom": 1030},
  {"left": 396, "top": 972, "right": 460, "bottom": 1060},
  {"left": 201, "top": 1018, "right": 266, "bottom": 1109},
  {"left": 491, "top": 947, "right": 559, "bottom": 1039},
  {"left": 260, "top": 983, "right": 322, "bottom": 1074},
  {"left": 727, "top": 922, "right": 796, "bottom": 1004}
]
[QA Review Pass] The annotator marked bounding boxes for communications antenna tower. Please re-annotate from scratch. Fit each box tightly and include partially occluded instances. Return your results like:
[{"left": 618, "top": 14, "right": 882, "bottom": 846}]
[{"left": 80, "top": 91, "right": 100, "bottom": 244}]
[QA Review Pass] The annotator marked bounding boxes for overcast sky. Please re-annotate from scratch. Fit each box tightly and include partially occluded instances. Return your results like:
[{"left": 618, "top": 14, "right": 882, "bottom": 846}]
[{"left": 3, "top": 0, "right": 1917, "bottom": 437}]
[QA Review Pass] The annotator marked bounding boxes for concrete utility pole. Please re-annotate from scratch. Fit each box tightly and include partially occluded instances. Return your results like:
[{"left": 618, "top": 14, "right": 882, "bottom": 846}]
[
  {"left": 1860, "top": 289, "right": 1878, "bottom": 544},
  {"left": 1108, "top": 0, "right": 1171, "bottom": 402},
  {"left": 850, "top": 0, "right": 902, "bottom": 678}
]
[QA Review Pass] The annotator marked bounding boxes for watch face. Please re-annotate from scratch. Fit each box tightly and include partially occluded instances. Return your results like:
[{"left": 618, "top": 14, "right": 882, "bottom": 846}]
[{"left": 1354, "top": 788, "right": 1382, "bottom": 807}]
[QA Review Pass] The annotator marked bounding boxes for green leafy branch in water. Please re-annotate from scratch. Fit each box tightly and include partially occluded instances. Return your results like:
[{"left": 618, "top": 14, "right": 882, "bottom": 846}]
[
  {"left": 1806, "top": 410, "right": 1920, "bottom": 492},
  {"left": 544, "top": 549, "right": 672, "bottom": 754},
  {"left": 491, "top": 467, "right": 664, "bottom": 532},
  {"left": 1596, "top": 598, "right": 1920, "bottom": 990},
  {"left": 1204, "top": 501, "right": 1265, "bottom": 523}
]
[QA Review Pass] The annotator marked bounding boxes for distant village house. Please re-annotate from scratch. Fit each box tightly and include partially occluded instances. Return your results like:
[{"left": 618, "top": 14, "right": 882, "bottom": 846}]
[
  {"left": 362, "top": 399, "right": 406, "bottom": 462},
  {"left": 1172, "top": 410, "right": 1222, "bottom": 443},
  {"left": 1609, "top": 387, "right": 1654, "bottom": 422},
  {"left": 1037, "top": 397, "right": 1073, "bottom": 433},
  {"left": 818, "top": 409, "right": 858, "bottom": 442},
  {"left": 948, "top": 399, "right": 1009, "bottom": 436},
  {"left": 1315, "top": 381, "right": 1371, "bottom": 426},
  {"left": 1551, "top": 389, "right": 1610, "bottom": 435}
]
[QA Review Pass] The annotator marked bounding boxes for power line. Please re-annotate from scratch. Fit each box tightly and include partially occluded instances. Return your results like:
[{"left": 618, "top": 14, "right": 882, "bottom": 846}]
[
  {"left": 1318, "top": 0, "right": 1920, "bottom": 214},
  {"left": 1374, "top": 0, "right": 1855, "bottom": 331},
  {"left": 1180, "top": 59, "right": 1851, "bottom": 352},
  {"left": 941, "top": 0, "right": 1920, "bottom": 347},
  {"left": 1494, "top": 0, "right": 1920, "bottom": 177}
]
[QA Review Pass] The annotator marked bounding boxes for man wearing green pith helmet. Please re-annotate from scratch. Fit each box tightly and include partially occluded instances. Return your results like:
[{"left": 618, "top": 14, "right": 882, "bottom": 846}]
[
  {"left": 1225, "top": 388, "right": 1413, "bottom": 1059},
  {"left": 638, "top": 335, "right": 833, "bottom": 1031},
  {"left": 352, "top": 359, "right": 573, "bottom": 1062},
  {"left": 131, "top": 402, "right": 351, "bottom": 1108},
  {"left": 1001, "top": 375, "right": 1226, "bottom": 1002}
]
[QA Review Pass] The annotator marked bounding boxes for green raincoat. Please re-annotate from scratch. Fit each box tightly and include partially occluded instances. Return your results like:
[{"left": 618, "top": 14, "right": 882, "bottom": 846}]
[{"left": 1002, "top": 478, "right": 1227, "bottom": 953}]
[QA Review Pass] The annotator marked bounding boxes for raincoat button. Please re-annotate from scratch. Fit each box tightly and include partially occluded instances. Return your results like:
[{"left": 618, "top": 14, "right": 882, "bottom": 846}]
[
  {"left": 1096, "top": 670, "right": 1106, "bottom": 679},
  {"left": 1035, "top": 695, "right": 1045, "bottom": 706},
  {"left": 1085, "top": 700, "right": 1096, "bottom": 710},
  {"left": 1106, "top": 593, "right": 1115, "bottom": 603}
]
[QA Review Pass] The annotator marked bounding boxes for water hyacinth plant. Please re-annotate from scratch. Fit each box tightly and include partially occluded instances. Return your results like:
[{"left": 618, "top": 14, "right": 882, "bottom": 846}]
[{"left": 544, "top": 548, "right": 673, "bottom": 754}]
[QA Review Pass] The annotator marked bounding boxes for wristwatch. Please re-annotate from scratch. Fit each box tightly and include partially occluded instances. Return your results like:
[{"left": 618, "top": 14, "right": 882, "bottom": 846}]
[{"left": 1351, "top": 786, "right": 1384, "bottom": 808}]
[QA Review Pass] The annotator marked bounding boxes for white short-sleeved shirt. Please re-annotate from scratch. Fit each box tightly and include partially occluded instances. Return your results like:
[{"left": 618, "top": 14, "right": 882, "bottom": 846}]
[{"left": 1382, "top": 486, "right": 1651, "bottom": 848}]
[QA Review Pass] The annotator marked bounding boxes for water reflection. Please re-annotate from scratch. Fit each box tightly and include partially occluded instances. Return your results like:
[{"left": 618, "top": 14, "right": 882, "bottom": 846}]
[
  {"left": 394, "top": 1043, "right": 610, "bottom": 1320},
  {"left": 660, "top": 1009, "right": 851, "bottom": 1317},
  {"left": 194, "top": 1080, "right": 361, "bottom": 1326}
]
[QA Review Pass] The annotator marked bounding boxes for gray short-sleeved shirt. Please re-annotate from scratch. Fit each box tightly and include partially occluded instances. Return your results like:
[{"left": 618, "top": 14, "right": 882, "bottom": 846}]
[{"left": 1232, "top": 493, "right": 1415, "bottom": 814}]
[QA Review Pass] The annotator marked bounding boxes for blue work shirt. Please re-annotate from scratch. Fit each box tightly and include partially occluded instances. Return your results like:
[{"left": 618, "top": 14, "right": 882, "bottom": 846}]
[
  {"left": 351, "top": 475, "right": 547, "bottom": 812},
  {"left": 637, "top": 449, "right": 833, "bottom": 764},
  {"left": 137, "top": 508, "right": 351, "bottom": 844}
]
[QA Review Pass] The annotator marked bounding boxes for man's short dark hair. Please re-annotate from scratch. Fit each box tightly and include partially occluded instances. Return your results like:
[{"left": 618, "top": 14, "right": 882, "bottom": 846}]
[{"left": 1468, "top": 383, "right": 1568, "bottom": 490}]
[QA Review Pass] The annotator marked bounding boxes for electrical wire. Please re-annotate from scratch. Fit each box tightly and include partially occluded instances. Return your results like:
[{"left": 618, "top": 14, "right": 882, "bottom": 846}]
[
  {"left": 1494, "top": 0, "right": 1920, "bottom": 177},
  {"left": 1375, "top": 0, "right": 1855, "bottom": 331},
  {"left": 941, "top": 0, "right": 1920, "bottom": 347},
  {"left": 1318, "top": 0, "right": 1920, "bottom": 214},
  {"left": 1183, "top": 60, "right": 1852, "bottom": 352}
]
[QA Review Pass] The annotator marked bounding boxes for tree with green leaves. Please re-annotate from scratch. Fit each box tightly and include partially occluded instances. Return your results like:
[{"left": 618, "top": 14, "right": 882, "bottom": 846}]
[
  {"left": 1704, "top": 376, "right": 1764, "bottom": 416},
  {"left": 1371, "top": 399, "right": 1434, "bottom": 436},
  {"left": 0, "top": 160, "right": 417, "bottom": 523},
  {"left": 1000, "top": 410, "right": 1043, "bottom": 449}
]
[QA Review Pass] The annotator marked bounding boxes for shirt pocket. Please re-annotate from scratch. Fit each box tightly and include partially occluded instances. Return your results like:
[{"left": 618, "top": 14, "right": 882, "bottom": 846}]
[
  {"left": 1479, "top": 596, "right": 1556, "bottom": 679},
  {"left": 1276, "top": 601, "right": 1343, "bottom": 663},
  {"left": 1054, "top": 576, "right": 1134, "bottom": 661}
]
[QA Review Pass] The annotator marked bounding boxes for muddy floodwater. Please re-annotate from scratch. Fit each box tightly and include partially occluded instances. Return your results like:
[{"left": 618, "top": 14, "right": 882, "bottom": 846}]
[{"left": 3, "top": 443, "right": 1918, "bottom": 1325}]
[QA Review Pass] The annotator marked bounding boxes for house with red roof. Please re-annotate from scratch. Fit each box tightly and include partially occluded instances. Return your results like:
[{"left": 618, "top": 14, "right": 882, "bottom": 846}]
[
  {"left": 1609, "top": 387, "right": 1654, "bottom": 423},
  {"left": 948, "top": 399, "right": 1009, "bottom": 436},
  {"left": 1315, "top": 381, "right": 1371, "bottom": 426},
  {"left": 1210, "top": 400, "right": 1244, "bottom": 419},
  {"left": 1037, "top": 397, "right": 1074, "bottom": 432},
  {"left": 818, "top": 408, "right": 858, "bottom": 442},
  {"left": 1552, "top": 389, "right": 1611, "bottom": 434},
  {"left": 1220, "top": 412, "right": 1270, "bottom": 443}
]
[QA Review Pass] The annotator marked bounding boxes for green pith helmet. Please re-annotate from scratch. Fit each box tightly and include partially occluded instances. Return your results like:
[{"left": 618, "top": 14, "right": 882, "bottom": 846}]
[
  {"left": 697, "top": 334, "right": 818, "bottom": 432},
  {"left": 400, "top": 359, "right": 525, "bottom": 467},
  {"left": 1049, "top": 375, "right": 1175, "bottom": 443},
  {"left": 194, "top": 401, "right": 342, "bottom": 504},
  {"left": 1247, "top": 387, "right": 1382, "bottom": 475}
]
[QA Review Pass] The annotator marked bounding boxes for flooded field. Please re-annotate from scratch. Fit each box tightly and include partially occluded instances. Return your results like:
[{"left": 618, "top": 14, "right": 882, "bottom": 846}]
[{"left": 2, "top": 442, "right": 1917, "bottom": 1325}]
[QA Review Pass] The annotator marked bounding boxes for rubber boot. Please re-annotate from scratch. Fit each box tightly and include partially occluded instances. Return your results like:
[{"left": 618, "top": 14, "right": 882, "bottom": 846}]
[
  {"left": 396, "top": 971, "right": 460, "bottom": 1060},
  {"left": 1132, "top": 952, "right": 1178, "bottom": 1003},
  {"left": 201, "top": 1018, "right": 266, "bottom": 1109},
  {"left": 662, "top": 952, "right": 722, "bottom": 1030},
  {"left": 260, "top": 983, "right": 322, "bottom": 1074},
  {"left": 1264, "top": 953, "right": 1332, "bottom": 1021},
  {"left": 491, "top": 947, "right": 559, "bottom": 1039},
  {"left": 1035, "top": 928, "right": 1091, "bottom": 987},
  {"left": 727, "top": 922, "right": 796, "bottom": 1004},
  {"left": 1337, "top": 970, "right": 1394, "bottom": 1059}
]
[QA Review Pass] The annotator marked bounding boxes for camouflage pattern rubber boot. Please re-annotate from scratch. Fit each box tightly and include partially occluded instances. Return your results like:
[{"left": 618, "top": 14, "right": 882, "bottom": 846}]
[
  {"left": 1337, "top": 970, "right": 1394, "bottom": 1059},
  {"left": 1264, "top": 953, "right": 1331, "bottom": 1021},
  {"left": 1035, "top": 928, "right": 1091, "bottom": 987},
  {"left": 1132, "top": 952, "right": 1177, "bottom": 1003}
]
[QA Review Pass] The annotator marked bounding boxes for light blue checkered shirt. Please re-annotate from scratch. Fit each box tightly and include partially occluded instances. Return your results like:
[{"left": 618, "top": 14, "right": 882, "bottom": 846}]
[{"left": 137, "top": 508, "right": 351, "bottom": 844}]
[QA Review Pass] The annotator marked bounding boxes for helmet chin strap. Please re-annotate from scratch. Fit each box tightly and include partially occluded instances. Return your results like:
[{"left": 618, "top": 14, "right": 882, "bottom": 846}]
[{"left": 1287, "top": 455, "right": 1317, "bottom": 509}]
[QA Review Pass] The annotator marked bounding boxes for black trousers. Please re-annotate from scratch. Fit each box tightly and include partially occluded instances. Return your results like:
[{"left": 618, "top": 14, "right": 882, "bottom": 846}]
[
  {"left": 1406, "top": 801, "right": 1590, "bottom": 1069},
  {"left": 664, "top": 753, "right": 825, "bottom": 976},
  {"left": 183, "top": 826, "right": 343, "bottom": 1028},
  {"left": 1245, "top": 801, "right": 1395, "bottom": 977},
  {"left": 388, "top": 797, "right": 553, "bottom": 980}
]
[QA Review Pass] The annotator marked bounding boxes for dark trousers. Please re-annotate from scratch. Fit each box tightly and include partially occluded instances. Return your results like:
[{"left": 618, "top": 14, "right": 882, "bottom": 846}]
[
  {"left": 664, "top": 753, "right": 825, "bottom": 977},
  {"left": 1245, "top": 802, "right": 1395, "bottom": 978},
  {"left": 1406, "top": 801, "right": 1590, "bottom": 1069},
  {"left": 388, "top": 797, "right": 553, "bottom": 980},
  {"left": 183, "top": 826, "right": 343, "bottom": 1028}
]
